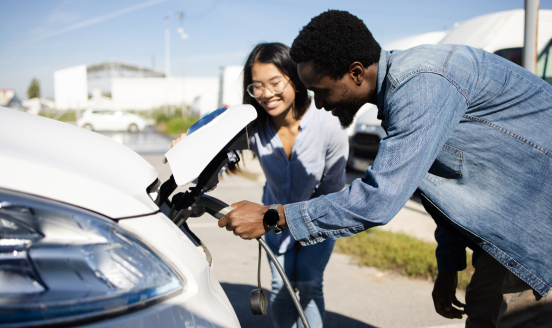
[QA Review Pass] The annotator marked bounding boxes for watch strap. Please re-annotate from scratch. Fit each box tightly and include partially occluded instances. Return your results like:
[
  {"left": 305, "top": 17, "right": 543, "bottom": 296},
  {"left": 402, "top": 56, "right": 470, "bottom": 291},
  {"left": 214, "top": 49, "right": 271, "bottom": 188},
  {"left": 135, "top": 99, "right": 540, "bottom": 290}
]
[{"left": 268, "top": 204, "right": 282, "bottom": 234}]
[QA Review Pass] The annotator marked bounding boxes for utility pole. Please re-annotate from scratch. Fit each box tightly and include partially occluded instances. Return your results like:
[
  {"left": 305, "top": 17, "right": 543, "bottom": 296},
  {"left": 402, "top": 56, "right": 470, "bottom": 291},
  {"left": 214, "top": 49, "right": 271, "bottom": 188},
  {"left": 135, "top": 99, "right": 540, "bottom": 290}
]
[
  {"left": 164, "top": 12, "right": 171, "bottom": 78},
  {"left": 176, "top": 12, "right": 189, "bottom": 117},
  {"left": 164, "top": 12, "right": 171, "bottom": 116},
  {"left": 523, "top": 0, "right": 540, "bottom": 73}
]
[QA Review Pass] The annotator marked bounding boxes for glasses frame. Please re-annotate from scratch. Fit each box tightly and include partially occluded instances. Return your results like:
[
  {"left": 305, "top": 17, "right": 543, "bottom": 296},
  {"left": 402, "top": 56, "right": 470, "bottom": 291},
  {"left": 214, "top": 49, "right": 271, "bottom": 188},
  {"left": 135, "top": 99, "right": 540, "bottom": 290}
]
[{"left": 246, "top": 78, "right": 291, "bottom": 98}]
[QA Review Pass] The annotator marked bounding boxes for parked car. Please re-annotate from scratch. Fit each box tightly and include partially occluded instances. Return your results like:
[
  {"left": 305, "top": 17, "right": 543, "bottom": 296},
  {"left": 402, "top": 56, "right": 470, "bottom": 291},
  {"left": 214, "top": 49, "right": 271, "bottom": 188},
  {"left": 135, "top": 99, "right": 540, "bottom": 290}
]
[
  {"left": 347, "top": 9, "right": 552, "bottom": 172},
  {"left": 77, "top": 108, "right": 147, "bottom": 133},
  {"left": 0, "top": 106, "right": 241, "bottom": 328}
]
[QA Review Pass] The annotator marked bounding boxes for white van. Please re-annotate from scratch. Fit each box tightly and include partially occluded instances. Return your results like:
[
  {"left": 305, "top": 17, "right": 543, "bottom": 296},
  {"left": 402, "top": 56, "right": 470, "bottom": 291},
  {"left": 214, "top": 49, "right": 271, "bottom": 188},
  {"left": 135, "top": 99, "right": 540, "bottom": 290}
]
[{"left": 347, "top": 9, "right": 552, "bottom": 172}]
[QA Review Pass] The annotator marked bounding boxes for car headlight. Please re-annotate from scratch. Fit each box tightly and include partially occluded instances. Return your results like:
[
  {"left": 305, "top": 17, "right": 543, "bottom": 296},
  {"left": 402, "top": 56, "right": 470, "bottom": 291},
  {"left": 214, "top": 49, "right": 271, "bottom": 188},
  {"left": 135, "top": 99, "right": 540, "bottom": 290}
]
[{"left": 0, "top": 189, "right": 184, "bottom": 327}]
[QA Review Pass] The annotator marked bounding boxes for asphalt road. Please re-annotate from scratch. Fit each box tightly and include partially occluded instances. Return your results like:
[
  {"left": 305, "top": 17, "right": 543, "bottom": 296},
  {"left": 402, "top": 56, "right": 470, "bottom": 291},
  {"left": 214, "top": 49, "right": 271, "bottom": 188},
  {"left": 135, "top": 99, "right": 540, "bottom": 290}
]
[{"left": 98, "top": 127, "right": 172, "bottom": 154}]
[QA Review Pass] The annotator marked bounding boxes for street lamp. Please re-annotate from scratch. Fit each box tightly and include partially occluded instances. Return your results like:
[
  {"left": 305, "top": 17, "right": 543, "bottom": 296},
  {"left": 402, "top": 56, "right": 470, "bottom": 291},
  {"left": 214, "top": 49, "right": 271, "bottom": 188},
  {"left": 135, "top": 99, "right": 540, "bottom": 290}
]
[
  {"left": 176, "top": 12, "right": 189, "bottom": 117},
  {"left": 164, "top": 12, "right": 171, "bottom": 78},
  {"left": 523, "top": 0, "right": 540, "bottom": 73},
  {"left": 164, "top": 12, "right": 171, "bottom": 116}
]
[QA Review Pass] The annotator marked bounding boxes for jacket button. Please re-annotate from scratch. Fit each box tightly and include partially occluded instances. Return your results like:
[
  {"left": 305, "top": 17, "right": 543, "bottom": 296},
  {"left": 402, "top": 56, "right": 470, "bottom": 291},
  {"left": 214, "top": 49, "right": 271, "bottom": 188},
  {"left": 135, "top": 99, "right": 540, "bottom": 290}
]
[
  {"left": 299, "top": 239, "right": 308, "bottom": 243},
  {"left": 309, "top": 236, "right": 316, "bottom": 241},
  {"left": 508, "top": 261, "right": 515, "bottom": 268}
]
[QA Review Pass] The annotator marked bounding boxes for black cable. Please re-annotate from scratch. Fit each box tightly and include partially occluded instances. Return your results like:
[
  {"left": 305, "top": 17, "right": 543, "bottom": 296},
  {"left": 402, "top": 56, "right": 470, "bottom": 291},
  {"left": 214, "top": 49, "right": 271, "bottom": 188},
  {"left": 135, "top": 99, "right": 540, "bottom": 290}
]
[
  {"left": 257, "top": 237, "right": 311, "bottom": 328},
  {"left": 189, "top": 197, "right": 311, "bottom": 327}
]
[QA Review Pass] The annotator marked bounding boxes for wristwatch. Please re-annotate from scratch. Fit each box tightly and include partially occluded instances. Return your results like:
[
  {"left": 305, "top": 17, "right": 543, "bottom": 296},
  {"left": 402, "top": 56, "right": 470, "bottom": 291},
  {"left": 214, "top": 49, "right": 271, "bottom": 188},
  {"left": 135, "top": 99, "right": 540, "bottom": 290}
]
[{"left": 263, "top": 204, "right": 282, "bottom": 234}]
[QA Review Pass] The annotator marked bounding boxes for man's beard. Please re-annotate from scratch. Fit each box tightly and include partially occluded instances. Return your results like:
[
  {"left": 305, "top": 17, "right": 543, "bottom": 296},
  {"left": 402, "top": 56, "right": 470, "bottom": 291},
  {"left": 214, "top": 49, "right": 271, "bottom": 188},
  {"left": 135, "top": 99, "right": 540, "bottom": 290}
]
[{"left": 334, "top": 99, "right": 365, "bottom": 129}]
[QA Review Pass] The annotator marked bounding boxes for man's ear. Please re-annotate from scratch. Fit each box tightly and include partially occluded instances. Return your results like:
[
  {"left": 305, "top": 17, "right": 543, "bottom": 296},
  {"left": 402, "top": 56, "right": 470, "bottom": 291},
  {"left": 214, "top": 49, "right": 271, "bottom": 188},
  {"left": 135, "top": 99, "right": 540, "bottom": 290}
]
[{"left": 349, "top": 61, "right": 365, "bottom": 85}]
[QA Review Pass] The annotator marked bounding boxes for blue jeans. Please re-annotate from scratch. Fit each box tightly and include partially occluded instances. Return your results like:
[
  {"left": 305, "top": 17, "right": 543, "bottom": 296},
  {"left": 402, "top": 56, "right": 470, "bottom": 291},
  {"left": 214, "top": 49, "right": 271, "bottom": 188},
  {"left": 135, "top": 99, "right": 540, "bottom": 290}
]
[{"left": 265, "top": 238, "right": 335, "bottom": 328}]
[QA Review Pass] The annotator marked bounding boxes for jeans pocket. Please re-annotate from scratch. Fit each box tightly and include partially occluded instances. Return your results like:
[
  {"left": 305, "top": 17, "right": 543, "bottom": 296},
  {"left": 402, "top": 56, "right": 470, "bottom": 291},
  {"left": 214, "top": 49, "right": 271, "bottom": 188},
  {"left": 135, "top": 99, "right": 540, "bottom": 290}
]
[{"left": 425, "top": 144, "right": 463, "bottom": 185}]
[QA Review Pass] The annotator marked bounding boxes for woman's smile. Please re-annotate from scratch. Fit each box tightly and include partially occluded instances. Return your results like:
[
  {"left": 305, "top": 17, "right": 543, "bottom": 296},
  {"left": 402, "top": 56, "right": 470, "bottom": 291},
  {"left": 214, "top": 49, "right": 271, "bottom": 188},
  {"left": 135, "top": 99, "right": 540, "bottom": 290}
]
[{"left": 264, "top": 99, "right": 282, "bottom": 109}]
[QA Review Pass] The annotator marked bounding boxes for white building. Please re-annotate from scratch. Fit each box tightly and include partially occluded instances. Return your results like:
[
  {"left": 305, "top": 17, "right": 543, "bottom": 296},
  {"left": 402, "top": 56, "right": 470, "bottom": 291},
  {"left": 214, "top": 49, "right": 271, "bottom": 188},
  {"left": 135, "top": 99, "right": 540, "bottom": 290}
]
[
  {"left": 218, "top": 66, "right": 243, "bottom": 108},
  {"left": 22, "top": 98, "right": 56, "bottom": 115},
  {"left": 54, "top": 65, "right": 91, "bottom": 110},
  {"left": 111, "top": 76, "right": 219, "bottom": 112},
  {"left": 54, "top": 60, "right": 221, "bottom": 114}
]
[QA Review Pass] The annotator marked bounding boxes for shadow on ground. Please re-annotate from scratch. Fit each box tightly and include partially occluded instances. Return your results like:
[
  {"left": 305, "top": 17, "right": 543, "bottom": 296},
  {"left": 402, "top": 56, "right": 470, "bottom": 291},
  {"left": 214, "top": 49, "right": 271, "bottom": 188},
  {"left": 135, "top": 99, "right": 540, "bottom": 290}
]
[{"left": 220, "top": 283, "right": 377, "bottom": 328}]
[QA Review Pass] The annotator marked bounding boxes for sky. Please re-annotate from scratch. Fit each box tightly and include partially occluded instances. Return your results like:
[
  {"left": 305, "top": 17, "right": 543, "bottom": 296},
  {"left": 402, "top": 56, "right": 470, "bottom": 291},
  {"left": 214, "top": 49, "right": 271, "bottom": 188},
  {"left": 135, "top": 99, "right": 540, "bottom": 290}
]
[{"left": 1, "top": 0, "right": 551, "bottom": 100}]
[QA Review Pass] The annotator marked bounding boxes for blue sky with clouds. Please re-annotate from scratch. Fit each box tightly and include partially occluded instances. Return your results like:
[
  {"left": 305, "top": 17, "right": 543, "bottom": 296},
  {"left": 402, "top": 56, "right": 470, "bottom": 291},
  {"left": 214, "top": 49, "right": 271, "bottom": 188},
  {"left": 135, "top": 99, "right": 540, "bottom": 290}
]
[{"left": 1, "top": 0, "right": 550, "bottom": 99}]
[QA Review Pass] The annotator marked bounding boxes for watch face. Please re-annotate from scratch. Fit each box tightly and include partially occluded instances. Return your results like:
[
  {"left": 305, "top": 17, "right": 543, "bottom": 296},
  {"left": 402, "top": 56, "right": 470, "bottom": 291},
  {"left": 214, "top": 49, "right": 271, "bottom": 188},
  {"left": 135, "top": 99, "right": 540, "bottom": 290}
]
[{"left": 263, "top": 209, "right": 280, "bottom": 226}]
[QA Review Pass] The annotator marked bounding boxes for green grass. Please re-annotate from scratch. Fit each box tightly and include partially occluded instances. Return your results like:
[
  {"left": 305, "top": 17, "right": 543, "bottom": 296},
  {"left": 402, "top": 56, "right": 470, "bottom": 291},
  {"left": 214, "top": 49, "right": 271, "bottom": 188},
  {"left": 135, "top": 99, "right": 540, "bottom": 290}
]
[
  {"left": 39, "top": 110, "right": 77, "bottom": 122},
  {"left": 149, "top": 106, "right": 199, "bottom": 135},
  {"left": 157, "top": 115, "right": 199, "bottom": 135},
  {"left": 335, "top": 228, "right": 474, "bottom": 289}
]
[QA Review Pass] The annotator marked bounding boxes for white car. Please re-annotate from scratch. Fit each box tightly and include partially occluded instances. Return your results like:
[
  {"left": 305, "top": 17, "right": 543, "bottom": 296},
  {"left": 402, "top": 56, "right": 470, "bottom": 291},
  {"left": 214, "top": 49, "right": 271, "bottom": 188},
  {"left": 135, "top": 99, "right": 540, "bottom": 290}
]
[
  {"left": 77, "top": 108, "right": 147, "bottom": 133},
  {"left": 0, "top": 106, "right": 247, "bottom": 328}
]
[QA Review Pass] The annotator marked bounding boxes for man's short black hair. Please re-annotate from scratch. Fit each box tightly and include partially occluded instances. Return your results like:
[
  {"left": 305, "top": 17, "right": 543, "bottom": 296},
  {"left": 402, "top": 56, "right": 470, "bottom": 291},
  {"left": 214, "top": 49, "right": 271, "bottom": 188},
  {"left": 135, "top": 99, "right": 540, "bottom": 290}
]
[{"left": 290, "top": 10, "right": 381, "bottom": 80}]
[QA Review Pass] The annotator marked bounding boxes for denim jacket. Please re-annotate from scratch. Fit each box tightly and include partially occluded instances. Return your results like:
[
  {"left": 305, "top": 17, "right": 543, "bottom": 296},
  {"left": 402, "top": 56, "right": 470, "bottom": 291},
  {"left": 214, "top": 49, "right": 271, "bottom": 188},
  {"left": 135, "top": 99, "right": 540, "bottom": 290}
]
[{"left": 285, "top": 45, "right": 552, "bottom": 296}]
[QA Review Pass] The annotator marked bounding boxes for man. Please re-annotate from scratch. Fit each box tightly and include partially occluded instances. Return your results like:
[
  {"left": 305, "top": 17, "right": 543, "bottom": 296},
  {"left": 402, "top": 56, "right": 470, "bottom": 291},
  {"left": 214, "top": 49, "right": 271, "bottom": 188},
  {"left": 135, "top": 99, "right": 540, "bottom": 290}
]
[{"left": 219, "top": 10, "right": 552, "bottom": 326}]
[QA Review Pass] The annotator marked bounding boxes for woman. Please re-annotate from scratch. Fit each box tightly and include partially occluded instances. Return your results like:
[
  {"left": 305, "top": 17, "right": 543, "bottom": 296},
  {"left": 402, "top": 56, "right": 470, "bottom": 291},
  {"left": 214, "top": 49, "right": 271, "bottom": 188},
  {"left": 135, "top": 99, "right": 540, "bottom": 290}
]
[
  {"left": 174, "top": 42, "right": 348, "bottom": 328},
  {"left": 241, "top": 42, "right": 347, "bottom": 328}
]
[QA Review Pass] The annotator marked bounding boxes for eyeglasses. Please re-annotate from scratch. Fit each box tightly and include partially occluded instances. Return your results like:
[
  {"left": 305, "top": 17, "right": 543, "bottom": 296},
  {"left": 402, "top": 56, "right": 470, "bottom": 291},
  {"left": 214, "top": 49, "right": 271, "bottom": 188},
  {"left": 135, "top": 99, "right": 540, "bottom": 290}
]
[{"left": 246, "top": 79, "right": 291, "bottom": 98}]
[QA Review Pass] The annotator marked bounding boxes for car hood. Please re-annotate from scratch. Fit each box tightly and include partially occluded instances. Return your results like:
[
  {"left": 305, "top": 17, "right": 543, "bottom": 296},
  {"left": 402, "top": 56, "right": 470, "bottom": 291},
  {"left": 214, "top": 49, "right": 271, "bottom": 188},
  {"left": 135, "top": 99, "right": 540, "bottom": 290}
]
[{"left": 0, "top": 107, "right": 159, "bottom": 218}]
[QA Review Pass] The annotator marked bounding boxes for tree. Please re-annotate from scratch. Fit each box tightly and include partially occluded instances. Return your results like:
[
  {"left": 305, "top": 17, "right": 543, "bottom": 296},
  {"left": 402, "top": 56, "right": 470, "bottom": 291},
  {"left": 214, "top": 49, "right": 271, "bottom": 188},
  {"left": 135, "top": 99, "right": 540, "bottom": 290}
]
[{"left": 27, "top": 78, "right": 40, "bottom": 99}]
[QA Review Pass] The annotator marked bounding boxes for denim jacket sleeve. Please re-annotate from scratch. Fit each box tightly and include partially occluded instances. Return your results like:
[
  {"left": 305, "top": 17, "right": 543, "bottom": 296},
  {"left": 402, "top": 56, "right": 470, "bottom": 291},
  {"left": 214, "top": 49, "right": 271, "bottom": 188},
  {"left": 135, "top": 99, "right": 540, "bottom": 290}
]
[{"left": 285, "top": 73, "right": 469, "bottom": 248}]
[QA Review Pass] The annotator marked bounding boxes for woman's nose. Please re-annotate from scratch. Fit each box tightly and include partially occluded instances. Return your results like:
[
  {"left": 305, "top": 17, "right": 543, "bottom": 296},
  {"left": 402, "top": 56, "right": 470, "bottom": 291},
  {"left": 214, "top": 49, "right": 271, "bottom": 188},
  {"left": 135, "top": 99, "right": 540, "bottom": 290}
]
[{"left": 260, "top": 86, "right": 274, "bottom": 99}]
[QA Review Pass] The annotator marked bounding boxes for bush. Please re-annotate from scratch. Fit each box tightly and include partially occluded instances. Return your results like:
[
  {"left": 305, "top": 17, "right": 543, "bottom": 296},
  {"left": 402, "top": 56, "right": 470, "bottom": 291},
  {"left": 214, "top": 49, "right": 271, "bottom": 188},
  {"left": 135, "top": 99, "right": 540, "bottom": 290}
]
[
  {"left": 335, "top": 228, "right": 474, "bottom": 289},
  {"left": 38, "top": 110, "right": 77, "bottom": 122},
  {"left": 163, "top": 115, "right": 199, "bottom": 135},
  {"left": 149, "top": 106, "right": 189, "bottom": 124}
]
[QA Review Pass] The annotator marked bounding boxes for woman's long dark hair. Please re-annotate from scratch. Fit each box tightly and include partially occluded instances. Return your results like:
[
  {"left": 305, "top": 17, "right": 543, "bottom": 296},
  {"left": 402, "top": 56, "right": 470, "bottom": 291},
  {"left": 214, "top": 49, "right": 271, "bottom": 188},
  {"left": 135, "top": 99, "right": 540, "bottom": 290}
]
[{"left": 243, "top": 42, "right": 310, "bottom": 128}]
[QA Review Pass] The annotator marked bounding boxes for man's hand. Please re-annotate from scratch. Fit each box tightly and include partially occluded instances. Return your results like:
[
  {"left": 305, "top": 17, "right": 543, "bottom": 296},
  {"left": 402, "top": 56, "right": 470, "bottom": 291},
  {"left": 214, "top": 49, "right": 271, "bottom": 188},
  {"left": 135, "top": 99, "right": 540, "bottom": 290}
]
[
  {"left": 171, "top": 133, "right": 186, "bottom": 148},
  {"left": 432, "top": 272, "right": 465, "bottom": 319},
  {"left": 218, "top": 201, "right": 287, "bottom": 240}
]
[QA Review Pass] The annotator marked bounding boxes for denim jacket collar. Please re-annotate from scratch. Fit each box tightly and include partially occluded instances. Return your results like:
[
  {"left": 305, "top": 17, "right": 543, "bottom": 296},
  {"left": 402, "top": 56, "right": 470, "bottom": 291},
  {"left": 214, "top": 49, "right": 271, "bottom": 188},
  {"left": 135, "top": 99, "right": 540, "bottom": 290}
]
[{"left": 376, "top": 49, "right": 390, "bottom": 121}]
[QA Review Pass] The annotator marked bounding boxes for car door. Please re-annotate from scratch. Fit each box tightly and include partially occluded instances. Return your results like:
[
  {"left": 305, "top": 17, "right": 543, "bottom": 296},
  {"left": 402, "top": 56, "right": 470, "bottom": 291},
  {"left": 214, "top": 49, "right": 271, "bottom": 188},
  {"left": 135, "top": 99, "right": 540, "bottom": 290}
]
[{"left": 90, "top": 110, "right": 109, "bottom": 131}]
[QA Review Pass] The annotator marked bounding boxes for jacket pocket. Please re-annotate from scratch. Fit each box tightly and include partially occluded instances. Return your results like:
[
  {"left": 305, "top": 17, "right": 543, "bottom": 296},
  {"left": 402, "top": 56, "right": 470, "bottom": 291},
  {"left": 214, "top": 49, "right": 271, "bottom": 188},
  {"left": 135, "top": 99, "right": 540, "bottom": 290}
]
[{"left": 425, "top": 144, "right": 463, "bottom": 185}]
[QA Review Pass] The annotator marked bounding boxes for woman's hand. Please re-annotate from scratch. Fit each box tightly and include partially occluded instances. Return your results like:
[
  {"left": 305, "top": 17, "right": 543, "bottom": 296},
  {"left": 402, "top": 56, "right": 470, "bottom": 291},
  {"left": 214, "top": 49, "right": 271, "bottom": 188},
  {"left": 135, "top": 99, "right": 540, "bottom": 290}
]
[{"left": 171, "top": 133, "right": 187, "bottom": 148}]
